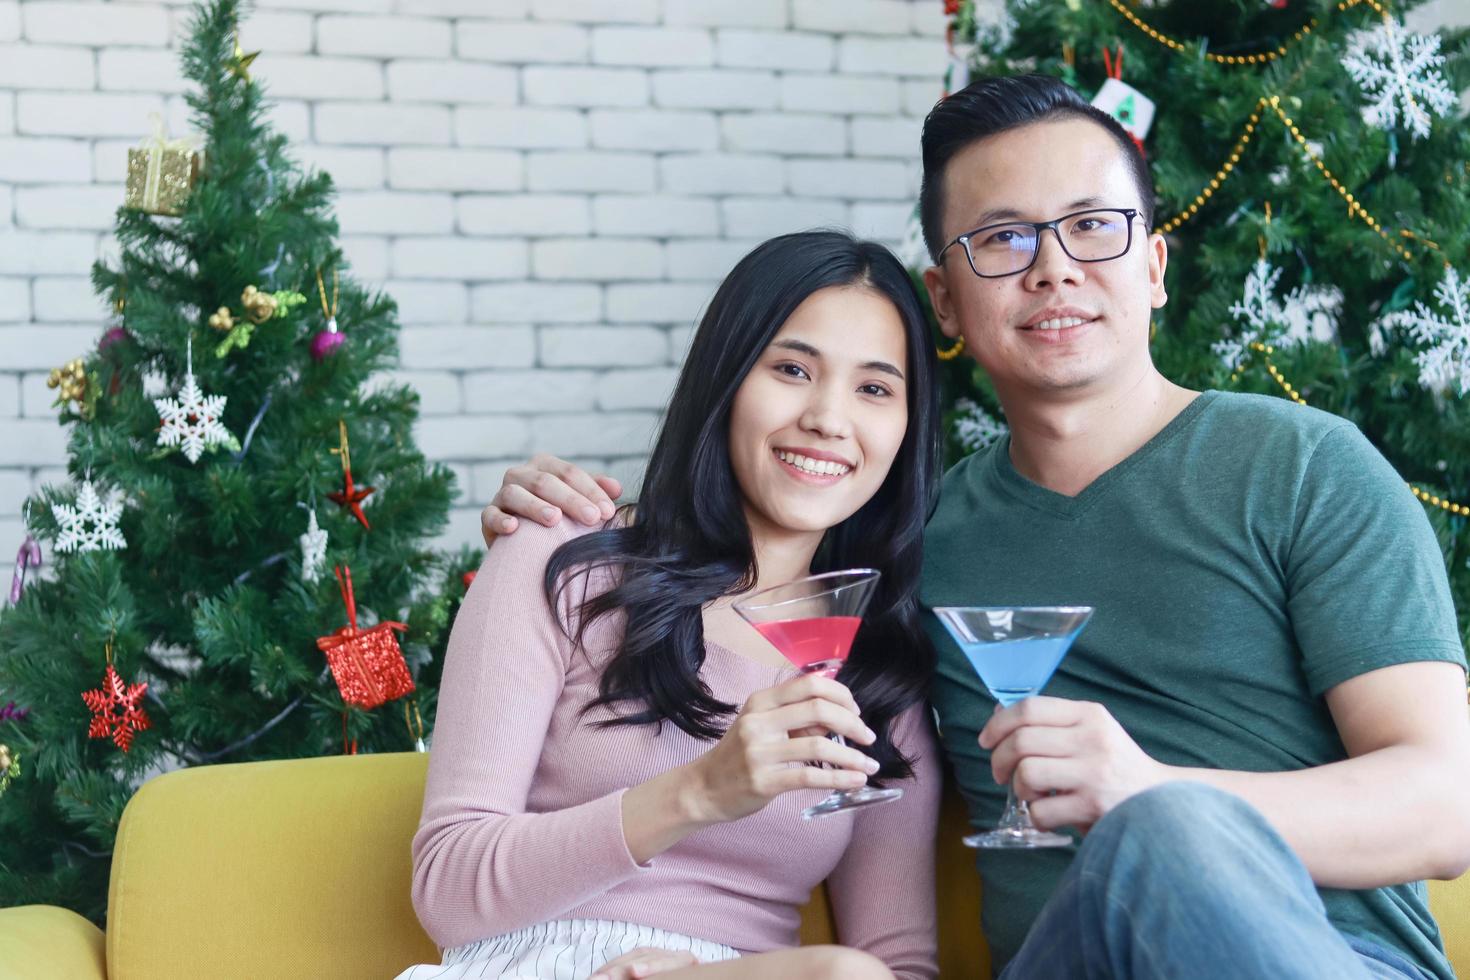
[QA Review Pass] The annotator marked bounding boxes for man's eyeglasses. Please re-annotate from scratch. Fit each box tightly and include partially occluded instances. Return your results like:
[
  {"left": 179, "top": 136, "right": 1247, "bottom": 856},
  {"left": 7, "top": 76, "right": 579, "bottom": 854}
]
[{"left": 937, "top": 208, "right": 1144, "bottom": 279}]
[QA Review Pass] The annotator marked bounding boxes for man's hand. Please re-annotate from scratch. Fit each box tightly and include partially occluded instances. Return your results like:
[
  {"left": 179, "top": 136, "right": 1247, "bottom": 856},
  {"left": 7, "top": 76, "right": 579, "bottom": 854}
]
[
  {"left": 480, "top": 454, "right": 622, "bottom": 547},
  {"left": 980, "top": 696, "right": 1169, "bottom": 833},
  {"left": 590, "top": 946, "right": 699, "bottom": 980}
]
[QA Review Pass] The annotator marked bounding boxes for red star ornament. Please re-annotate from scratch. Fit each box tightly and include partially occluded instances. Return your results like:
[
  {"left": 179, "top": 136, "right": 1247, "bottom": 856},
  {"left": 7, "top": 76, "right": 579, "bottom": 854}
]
[
  {"left": 328, "top": 468, "right": 375, "bottom": 530},
  {"left": 82, "top": 663, "right": 151, "bottom": 752}
]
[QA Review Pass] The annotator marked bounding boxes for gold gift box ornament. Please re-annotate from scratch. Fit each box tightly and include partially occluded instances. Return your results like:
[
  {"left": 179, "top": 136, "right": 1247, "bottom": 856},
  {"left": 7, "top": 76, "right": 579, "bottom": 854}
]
[{"left": 125, "top": 116, "right": 204, "bottom": 217}]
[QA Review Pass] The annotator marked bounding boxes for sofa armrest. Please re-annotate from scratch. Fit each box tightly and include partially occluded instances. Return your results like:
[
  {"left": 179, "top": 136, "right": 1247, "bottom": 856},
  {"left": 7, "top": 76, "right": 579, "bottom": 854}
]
[{"left": 0, "top": 904, "right": 107, "bottom": 980}]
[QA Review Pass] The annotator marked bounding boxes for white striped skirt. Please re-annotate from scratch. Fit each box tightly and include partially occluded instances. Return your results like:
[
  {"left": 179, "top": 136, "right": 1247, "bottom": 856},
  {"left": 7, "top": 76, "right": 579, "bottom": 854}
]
[{"left": 394, "top": 917, "right": 743, "bottom": 980}]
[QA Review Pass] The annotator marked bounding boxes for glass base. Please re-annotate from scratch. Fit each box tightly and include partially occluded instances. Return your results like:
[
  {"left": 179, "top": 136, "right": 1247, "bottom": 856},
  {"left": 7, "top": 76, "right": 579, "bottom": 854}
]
[
  {"left": 963, "top": 826, "right": 1072, "bottom": 849},
  {"left": 802, "top": 785, "right": 903, "bottom": 820}
]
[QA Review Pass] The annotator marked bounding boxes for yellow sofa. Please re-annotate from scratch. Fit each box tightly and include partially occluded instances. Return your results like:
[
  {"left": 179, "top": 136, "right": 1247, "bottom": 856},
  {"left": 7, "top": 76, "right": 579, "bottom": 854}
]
[{"left": 0, "top": 752, "right": 1465, "bottom": 979}]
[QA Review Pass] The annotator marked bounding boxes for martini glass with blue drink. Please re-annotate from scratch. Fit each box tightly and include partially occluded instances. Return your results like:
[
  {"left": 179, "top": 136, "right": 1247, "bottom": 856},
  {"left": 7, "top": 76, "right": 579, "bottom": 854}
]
[{"left": 932, "top": 605, "right": 1094, "bottom": 849}]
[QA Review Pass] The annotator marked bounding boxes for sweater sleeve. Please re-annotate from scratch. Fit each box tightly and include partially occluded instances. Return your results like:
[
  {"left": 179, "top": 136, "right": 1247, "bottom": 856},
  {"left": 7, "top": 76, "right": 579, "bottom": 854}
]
[
  {"left": 409, "top": 523, "right": 648, "bottom": 950},
  {"left": 824, "top": 703, "right": 941, "bottom": 980}
]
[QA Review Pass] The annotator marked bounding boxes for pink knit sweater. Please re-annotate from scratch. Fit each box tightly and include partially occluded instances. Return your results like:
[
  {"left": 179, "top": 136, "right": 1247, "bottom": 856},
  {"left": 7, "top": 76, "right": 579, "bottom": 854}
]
[{"left": 410, "top": 520, "right": 940, "bottom": 978}]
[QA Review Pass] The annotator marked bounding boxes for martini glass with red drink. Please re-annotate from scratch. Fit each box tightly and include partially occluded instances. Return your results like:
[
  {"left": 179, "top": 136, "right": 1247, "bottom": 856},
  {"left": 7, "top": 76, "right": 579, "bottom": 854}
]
[{"left": 733, "top": 569, "right": 902, "bottom": 820}]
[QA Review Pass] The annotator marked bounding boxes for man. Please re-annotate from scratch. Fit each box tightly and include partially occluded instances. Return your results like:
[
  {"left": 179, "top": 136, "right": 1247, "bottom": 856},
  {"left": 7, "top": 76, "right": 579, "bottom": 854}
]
[{"left": 478, "top": 74, "right": 1470, "bottom": 978}]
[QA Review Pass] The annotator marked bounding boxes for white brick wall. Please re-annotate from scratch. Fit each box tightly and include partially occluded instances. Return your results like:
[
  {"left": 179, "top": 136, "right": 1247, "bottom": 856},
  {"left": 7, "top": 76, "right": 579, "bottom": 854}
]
[{"left": 0, "top": 0, "right": 958, "bottom": 550}]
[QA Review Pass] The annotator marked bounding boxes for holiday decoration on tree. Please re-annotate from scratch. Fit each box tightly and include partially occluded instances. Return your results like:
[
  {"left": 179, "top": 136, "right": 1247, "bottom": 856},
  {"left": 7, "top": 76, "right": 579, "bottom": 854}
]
[
  {"left": 52, "top": 479, "right": 126, "bottom": 554},
  {"left": 1342, "top": 15, "right": 1456, "bottom": 140},
  {"left": 934, "top": 0, "right": 1470, "bottom": 626},
  {"left": 0, "top": 744, "right": 19, "bottom": 797},
  {"left": 310, "top": 267, "right": 346, "bottom": 361},
  {"left": 153, "top": 335, "right": 236, "bottom": 463},
  {"left": 46, "top": 358, "right": 94, "bottom": 419},
  {"left": 1212, "top": 255, "right": 1342, "bottom": 373},
  {"left": 315, "top": 565, "right": 413, "bottom": 711},
  {"left": 327, "top": 419, "right": 375, "bottom": 529},
  {"left": 0, "top": 0, "right": 473, "bottom": 923},
  {"left": 1089, "top": 46, "right": 1154, "bottom": 153},
  {"left": 1380, "top": 265, "right": 1470, "bottom": 395},
  {"left": 81, "top": 645, "right": 151, "bottom": 754},
  {"left": 124, "top": 116, "right": 203, "bottom": 217},
  {"left": 299, "top": 506, "right": 328, "bottom": 584},
  {"left": 10, "top": 529, "right": 41, "bottom": 605},
  {"left": 211, "top": 284, "right": 307, "bottom": 358},
  {"left": 0, "top": 702, "right": 29, "bottom": 723}
]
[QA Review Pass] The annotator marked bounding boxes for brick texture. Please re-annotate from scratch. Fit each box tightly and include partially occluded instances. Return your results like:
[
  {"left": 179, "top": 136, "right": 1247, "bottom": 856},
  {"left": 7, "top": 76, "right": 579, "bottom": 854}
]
[{"left": 0, "top": 0, "right": 969, "bottom": 551}]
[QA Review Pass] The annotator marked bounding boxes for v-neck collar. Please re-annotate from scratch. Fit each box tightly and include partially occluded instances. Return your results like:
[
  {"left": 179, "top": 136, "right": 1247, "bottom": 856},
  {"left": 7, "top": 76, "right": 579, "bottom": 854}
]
[{"left": 985, "top": 390, "right": 1218, "bottom": 520}]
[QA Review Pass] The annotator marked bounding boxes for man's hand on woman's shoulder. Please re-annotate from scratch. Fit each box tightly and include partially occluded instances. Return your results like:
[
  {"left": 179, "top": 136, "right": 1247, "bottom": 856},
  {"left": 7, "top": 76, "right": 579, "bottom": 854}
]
[{"left": 481, "top": 454, "right": 621, "bottom": 547}]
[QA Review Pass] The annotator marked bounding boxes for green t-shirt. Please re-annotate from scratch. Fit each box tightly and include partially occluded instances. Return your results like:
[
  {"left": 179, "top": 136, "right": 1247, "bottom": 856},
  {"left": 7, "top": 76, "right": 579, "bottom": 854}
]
[{"left": 920, "top": 390, "right": 1467, "bottom": 978}]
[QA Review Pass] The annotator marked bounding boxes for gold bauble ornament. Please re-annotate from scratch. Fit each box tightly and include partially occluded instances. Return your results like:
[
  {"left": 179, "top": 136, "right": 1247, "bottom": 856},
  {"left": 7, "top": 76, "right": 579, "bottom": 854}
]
[{"left": 208, "top": 306, "right": 234, "bottom": 332}]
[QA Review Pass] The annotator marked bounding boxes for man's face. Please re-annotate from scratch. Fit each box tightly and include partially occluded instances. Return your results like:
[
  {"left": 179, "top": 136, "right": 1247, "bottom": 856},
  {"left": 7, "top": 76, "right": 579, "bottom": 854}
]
[{"left": 923, "top": 117, "right": 1168, "bottom": 401}]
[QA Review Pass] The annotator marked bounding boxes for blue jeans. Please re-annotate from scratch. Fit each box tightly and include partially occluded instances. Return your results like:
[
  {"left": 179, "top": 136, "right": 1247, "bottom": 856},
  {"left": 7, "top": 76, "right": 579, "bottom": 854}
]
[{"left": 999, "top": 783, "right": 1431, "bottom": 980}]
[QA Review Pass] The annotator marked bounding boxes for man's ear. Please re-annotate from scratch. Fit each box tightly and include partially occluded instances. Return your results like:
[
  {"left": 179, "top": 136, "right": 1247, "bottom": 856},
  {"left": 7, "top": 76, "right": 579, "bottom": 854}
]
[
  {"left": 1147, "top": 232, "right": 1169, "bottom": 310},
  {"left": 923, "top": 264, "right": 961, "bottom": 340}
]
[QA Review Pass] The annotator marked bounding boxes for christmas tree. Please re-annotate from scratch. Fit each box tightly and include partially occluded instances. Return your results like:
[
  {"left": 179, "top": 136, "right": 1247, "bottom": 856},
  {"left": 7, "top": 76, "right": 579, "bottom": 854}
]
[
  {"left": 0, "top": 0, "right": 474, "bottom": 922},
  {"left": 929, "top": 0, "right": 1470, "bottom": 636}
]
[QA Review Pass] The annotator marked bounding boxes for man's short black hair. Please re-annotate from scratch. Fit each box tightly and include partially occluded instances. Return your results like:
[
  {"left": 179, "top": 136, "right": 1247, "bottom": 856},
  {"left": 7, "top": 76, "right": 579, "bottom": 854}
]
[{"left": 919, "top": 73, "right": 1156, "bottom": 264}]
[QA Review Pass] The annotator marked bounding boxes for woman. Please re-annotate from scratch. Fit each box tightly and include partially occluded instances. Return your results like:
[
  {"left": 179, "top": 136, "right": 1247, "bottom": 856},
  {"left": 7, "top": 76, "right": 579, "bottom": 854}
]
[{"left": 402, "top": 230, "right": 943, "bottom": 980}]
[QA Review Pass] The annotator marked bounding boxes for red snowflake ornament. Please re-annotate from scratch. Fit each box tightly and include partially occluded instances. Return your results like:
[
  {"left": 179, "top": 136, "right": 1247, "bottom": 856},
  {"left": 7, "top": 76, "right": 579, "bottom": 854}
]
[{"left": 82, "top": 663, "right": 151, "bottom": 752}]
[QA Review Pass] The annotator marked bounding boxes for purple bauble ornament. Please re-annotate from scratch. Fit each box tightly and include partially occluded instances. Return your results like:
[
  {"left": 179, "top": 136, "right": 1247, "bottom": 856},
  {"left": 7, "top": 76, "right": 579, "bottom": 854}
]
[
  {"left": 99, "top": 326, "right": 130, "bottom": 352},
  {"left": 310, "top": 318, "right": 345, "bottom": 362}
]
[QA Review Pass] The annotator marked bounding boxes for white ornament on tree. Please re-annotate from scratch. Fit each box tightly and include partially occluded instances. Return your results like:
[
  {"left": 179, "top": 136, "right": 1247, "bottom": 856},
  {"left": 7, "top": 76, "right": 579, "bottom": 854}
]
[
  {"left": 299, "top": 507, "right": 328, "bottom": 584},
  {"left": 952, "top": 398, "right": 1008, "bottom": 453},
  {"left": 1213, "top": 258, "right": 1342, "bottom": 372},
  {"left": 154, "top": 335, "right": 234, "bottom": 464},
  {"left": 53, "top": 479, "right": 127, "bottom": 553},
  {"left": 1381, "top": 266, "right": 1470, "bottom": 396},
  {"left": 1341, "top": 18, "right": 1455, "bottom": 141}
]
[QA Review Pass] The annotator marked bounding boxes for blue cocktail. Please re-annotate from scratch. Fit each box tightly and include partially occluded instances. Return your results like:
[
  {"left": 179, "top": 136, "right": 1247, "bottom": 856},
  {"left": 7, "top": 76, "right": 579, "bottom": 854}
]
[{"left": 933, "top": 606, "right": 1093, "bottom": 849}]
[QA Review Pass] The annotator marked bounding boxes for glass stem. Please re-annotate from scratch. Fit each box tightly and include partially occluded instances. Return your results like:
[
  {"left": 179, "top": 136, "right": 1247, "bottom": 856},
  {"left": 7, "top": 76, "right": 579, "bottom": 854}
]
[{"left": 997, "top": 785, "right": 1037, "bottom": 833}]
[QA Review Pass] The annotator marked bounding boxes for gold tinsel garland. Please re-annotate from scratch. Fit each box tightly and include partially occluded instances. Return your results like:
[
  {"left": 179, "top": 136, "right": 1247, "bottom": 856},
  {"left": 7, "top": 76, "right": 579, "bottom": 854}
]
[{"left": 1106, "top": 0, "right": 1389, "bottom": 67}]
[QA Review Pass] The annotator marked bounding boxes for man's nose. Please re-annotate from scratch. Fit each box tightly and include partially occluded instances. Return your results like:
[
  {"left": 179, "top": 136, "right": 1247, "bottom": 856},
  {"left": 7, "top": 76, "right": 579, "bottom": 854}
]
[{"left": 1023, "top": 227, "right": 1086, "bottom": 290}]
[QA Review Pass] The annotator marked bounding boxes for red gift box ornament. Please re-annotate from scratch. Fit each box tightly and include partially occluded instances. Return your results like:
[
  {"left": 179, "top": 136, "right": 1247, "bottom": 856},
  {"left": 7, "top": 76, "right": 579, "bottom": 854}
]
[{"left": 316, "top": 565, "right": 413, "bottom": 710}]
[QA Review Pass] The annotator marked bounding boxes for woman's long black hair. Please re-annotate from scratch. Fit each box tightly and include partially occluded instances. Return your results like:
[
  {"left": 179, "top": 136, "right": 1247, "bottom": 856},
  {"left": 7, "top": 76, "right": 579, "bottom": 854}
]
[{"left": 544, "top": 229, "right": 942, "bottom": 780}]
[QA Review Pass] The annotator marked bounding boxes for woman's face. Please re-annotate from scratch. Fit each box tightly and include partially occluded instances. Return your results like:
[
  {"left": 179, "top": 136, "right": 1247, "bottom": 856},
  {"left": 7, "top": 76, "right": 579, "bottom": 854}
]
[{"left": 728, "top": 285, "right": 911, "bottom": 542}]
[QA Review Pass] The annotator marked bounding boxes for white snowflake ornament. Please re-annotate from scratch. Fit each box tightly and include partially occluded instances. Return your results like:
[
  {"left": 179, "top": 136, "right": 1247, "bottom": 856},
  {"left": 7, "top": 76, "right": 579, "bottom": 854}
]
[
  {"left": 1342, "top": 18, "right": 1455, "bottom": 141},
  {"left": 299, "top": 507, "right": 328, "bottom": 584},
  {"left": 53, "top": 479, "right": 127, "bottom": 553},
  {"left": 1213, "top": 258, "right": 1342, "bottom": 371},
  {"left": 952, "top": 398, "right": 1008, "bottom": 453},
  {"left": 154, "top": 336, "right": 234, "bottom": 464},
  {"left": 1381, "top": 266, "right": 1470, "bottom": 396}
]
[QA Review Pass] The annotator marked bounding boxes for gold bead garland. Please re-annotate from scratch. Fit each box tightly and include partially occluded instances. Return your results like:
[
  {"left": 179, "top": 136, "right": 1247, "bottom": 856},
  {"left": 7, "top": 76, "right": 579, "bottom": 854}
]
[
  {"left": 1154, "top": 97, "right": 1419, "bottom": 265},
  {"left": 1106, "top": 0, "right": 1389, "bottom": 67}
]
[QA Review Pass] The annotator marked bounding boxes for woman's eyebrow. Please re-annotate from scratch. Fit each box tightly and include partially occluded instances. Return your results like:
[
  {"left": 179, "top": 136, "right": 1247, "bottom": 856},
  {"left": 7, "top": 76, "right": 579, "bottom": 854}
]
[{"left": 770, "top": 338, "right": 905, "bottom": 380}]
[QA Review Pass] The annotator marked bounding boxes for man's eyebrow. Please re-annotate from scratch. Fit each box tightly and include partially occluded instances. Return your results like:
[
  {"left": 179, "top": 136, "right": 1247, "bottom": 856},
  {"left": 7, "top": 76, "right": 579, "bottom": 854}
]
[
  {"left": 769, "top": 338, "right": 905, "bottom": 380},
  {"left": 964, "top": 196, "right": 1109, "bottom": 229}
]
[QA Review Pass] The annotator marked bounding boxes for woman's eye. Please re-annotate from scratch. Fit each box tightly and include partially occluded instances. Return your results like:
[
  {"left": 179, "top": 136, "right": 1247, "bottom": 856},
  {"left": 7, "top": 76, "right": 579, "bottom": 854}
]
[
  {"left": 859, "top": 383, "right": 893, "bottom": 397},
  {"left": 776, "top": 362, "right": 809, "bottom": 380}
]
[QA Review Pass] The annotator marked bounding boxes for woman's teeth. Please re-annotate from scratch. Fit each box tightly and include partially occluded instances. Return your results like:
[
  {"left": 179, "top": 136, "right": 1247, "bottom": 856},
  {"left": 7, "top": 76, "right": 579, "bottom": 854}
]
[
  {"left": 776, "top": 450, "right": 850, "bottom": 477},
  {"left": 1030, "top": 316, "right": 1089, "bottom": 331}
]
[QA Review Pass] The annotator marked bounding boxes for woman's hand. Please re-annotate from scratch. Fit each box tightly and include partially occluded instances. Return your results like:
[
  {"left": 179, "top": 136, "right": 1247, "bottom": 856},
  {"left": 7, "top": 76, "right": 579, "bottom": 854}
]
[
  {"left": 621, "top": 672, "right": 880, "bottom": 863},
  {"left": 590, "top": 947, "right": 699, "bottom": 980},
  {"left": 682, "top": 672, "right": 880, "bottom": 824}
]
